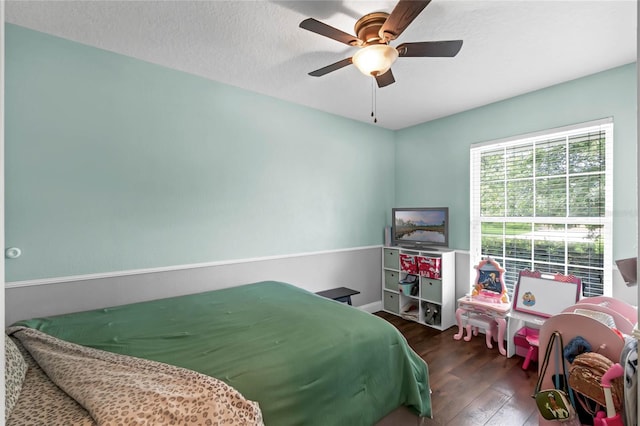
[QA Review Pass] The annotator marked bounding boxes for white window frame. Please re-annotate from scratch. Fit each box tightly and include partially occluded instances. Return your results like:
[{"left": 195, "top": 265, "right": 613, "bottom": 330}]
[{"left": 470, "top": 118, "right": 614, "bottom": 297}]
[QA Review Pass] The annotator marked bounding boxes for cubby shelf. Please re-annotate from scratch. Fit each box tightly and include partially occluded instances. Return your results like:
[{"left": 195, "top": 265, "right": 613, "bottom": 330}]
[{"left": 382, "top": 247, "right": 456, "bottom": 331}]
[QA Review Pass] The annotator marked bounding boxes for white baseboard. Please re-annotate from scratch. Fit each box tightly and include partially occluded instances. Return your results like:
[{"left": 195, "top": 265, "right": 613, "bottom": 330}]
[{"left": 359, "top": 301, "right": 383, "bottom": 314}]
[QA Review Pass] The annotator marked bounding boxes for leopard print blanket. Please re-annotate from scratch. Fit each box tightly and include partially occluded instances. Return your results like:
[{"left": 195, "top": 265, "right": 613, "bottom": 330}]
[{"left": 7, "top": 326, "right": 263, "bottom": 426}]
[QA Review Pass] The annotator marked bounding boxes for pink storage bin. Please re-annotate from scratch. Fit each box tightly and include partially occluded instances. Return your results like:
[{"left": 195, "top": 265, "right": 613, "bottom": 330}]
[{"left": 514, "top": 326, "right": 539, "bottom": 370}]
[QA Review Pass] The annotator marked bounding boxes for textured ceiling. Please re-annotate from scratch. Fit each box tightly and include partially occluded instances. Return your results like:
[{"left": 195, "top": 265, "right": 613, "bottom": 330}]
[{"left": 5, "top": 0, "right": 637, "bottom": 130}]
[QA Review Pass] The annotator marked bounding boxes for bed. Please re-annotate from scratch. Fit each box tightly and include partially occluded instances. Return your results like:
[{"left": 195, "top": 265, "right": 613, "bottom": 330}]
[{"left": 7, "top": 281, "right": 431, "bottom": 425}]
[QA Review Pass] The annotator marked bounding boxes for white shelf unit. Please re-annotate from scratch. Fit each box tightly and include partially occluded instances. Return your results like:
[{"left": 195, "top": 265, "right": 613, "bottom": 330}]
[{"left": 382, "top": 247, "right": 456, "bottom": 330}]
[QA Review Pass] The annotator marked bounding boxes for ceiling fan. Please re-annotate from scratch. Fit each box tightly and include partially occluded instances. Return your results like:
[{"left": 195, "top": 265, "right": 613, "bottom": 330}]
[{"left": 299, "top": 0, "right": 463, "bottom": 88}]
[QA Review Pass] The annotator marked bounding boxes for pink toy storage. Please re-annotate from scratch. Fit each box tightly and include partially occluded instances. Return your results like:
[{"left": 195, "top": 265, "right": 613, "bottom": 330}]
[
  {"left": 537, "top": 297, "right": 637, "bottom": 426},
  {"left": 514, "top": 326, "right": 539, "bottom": 370},
  {"left": 568, "top": 296, "right": 636, "bottom": 335}
]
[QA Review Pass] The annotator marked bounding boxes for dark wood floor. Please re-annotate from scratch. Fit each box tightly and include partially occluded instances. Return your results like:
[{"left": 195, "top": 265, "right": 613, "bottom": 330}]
[{"left": 375, "top": 311, "right": 540, "bottom": 426}]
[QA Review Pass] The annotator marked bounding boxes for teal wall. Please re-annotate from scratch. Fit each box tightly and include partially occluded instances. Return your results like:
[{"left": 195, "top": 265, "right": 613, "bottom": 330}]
[
  {"left": 4, "top": 24, "right": 395, "bottom": 281},
  {"left": 5, "top": 24, "right": 637, "bottom": 282},
  {"left": 395, "top": 63, "right": 637, "bottom": 258}
]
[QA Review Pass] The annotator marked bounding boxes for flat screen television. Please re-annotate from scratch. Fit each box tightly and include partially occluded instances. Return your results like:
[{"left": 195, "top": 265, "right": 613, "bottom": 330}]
[{"left": 391, "top": 207, "right": 449, "bottom": 249}]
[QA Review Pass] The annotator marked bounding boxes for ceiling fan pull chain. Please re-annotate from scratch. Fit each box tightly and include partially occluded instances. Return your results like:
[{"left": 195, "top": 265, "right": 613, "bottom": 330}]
[
  {"left": 371, "top": 78, "right": 374, "bottom": 119},
  {"left": 371, "top": 78, "right": 377, "bottom": 124}
]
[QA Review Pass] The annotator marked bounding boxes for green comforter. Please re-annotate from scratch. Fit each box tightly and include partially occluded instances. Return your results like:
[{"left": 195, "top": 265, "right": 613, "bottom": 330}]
[{"left": 14, "top": 281, "right": 431, "bottom": 425}]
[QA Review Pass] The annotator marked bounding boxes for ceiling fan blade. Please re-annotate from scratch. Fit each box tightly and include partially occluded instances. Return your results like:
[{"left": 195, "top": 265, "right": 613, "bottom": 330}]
[
  {"left": 375, "top": 69, "right": 395, "bottom": 88},
  {"left": 308, "top": 57, "right": 353, "bottom": 77},
  {"left": 397, "top": 40, "right": 463, "bottom": 57},
  {"left": 299, "top": 18, "right": 360, "bottom": 46},
  {"left": 379, "top": 0, "right": 431, "bottom": 42}
]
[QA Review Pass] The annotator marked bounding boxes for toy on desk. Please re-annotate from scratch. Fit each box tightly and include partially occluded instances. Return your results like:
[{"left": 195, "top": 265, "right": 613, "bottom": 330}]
[{"left": 471, "top": 256, "right": 509, "bottom": 304}]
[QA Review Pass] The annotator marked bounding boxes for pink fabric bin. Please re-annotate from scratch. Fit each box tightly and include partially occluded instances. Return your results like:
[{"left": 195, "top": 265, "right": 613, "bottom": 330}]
[{"left": 514, "top": 326, "right": 539, "bottom": 369}]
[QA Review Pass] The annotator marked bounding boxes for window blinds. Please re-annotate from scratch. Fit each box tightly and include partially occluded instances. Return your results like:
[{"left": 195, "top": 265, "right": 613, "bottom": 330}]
[{"left": 470, "top": 119, "right": 613, "bottom": 297}]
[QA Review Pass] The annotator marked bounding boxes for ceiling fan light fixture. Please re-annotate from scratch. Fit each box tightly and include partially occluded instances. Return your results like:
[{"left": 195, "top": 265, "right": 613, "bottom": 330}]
[{"left": 352, "top": 44, "right": 398, "bottom": 77}]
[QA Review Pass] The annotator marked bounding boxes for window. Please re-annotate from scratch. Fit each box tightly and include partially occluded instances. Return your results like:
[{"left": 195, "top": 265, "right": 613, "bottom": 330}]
[{"left": 470, "top": 119, "right": 613, "bottom": 298}]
